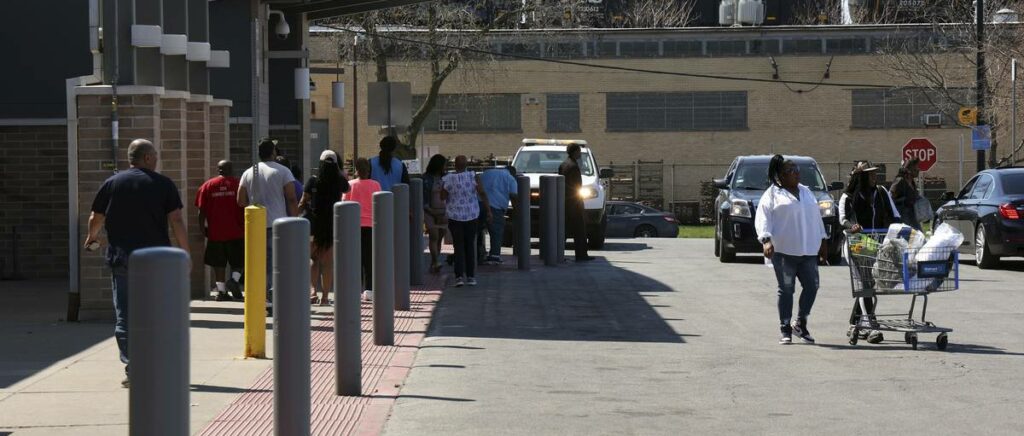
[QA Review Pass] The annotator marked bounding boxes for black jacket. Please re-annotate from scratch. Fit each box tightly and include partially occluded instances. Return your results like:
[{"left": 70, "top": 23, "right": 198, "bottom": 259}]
[{"left": 840, "top": 186, "right": 901, "bottom": 231}]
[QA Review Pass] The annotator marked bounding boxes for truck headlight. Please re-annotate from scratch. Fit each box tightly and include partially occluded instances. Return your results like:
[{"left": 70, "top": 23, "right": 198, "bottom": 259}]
[
  {"left": 579, "top": 186, "right": 597, "bottom": 199},
  {"left": 730, "top": 199, "right": 751, "bottom": 218},
  {"left": 819, "top": 200, "right": 835, "bottom": 217}
]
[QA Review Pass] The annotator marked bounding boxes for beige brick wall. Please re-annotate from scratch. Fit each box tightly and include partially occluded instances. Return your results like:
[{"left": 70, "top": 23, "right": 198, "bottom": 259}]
[{"left": 186, "top": 101, "right": 210, "bottom": 298}]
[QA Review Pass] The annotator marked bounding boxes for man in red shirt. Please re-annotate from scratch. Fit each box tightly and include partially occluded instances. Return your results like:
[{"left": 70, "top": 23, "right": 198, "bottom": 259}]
[{"left": 196, "top": 160, "right": 245, "bottom": 301}]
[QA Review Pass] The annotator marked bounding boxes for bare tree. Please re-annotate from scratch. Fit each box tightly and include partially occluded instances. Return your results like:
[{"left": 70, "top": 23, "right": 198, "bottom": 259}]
[
  {"left": 875, "top": 0, "right": 1024, "bottom": 167},
  {"left": 621, "top": 0, "right": 696, "bottom": 28}
]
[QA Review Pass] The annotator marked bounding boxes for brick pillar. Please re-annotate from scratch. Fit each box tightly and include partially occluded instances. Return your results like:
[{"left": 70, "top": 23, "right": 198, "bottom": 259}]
[
  {"left": 186, "top": 98, "right": 211, "bottom": 298},
  {"left": 160, "top": 95, "right": 189, "bottom": 211},
  {"left": 229, "top": 122, "right": 253, "bottom": 172},
  {"left": 208, "top": 101, "right": 231, "bottom": 173},
  {"left": 75, "top": 90, "right": 161, "bottom": 319}
]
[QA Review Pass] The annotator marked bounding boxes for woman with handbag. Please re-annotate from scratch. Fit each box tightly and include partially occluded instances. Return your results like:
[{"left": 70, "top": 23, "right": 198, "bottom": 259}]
[
  {"left": 422, "top": 154, "right": 449, "bottom": 273},
  {"left": 890, "top": 158, "right": 922, "bottom": 230},
  {"left": 299, "top": 150, "right": 350, "bottom": 305}
]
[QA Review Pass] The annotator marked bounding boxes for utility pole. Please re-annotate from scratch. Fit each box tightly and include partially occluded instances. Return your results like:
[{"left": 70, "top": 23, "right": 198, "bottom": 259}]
[
  {"left": 976, "top": 0, "right": 987, "bottom": 172},
  {"left": 352, "top": 35, "right": 359, "bottom": 161}
]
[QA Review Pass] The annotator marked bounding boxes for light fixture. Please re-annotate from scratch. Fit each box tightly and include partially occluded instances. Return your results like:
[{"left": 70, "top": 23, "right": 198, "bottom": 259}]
[{"left": 269, "top": 10, "right": 290, "bottom": 39}]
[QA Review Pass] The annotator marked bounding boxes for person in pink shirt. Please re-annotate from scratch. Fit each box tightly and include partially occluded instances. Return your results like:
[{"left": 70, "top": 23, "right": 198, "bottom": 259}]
[{"left": 342, "top": 158, "right": 382, "bottom": 300}]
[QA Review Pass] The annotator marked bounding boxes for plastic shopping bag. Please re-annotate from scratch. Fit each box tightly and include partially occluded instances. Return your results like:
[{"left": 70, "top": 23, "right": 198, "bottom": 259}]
[
  {"left": 915, "top": 222, "right": 964, "bottom": 263},
  {"left": 914, "top": 196, "right": 935, "bottom": 223},
  {"left": 873, "top": 238, "right": 908, "bottom": 291}
]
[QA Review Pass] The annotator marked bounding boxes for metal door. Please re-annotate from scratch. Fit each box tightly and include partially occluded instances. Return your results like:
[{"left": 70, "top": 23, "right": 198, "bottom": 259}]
[{"left": 309, "top": 119, "right": 330, "bottom": 172}]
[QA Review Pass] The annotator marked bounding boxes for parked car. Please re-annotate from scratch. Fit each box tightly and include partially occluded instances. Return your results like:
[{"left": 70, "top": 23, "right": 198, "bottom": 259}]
[
  {"left": 935, "top": 167, "right": 1024, "bottom": 269},
  {"left": 712, "top": 155, "right": 845, "bottom": 263},
  {"left": 507, "top": 139, "right": 613, "bottom": 249},
  {"left": 604, "top": 201, "right": 679, "bottom": 238}
]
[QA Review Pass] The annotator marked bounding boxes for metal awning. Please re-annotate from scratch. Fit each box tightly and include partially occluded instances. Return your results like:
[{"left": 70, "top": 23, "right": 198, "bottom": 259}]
[{"left": 280, "top": 0, "right": 432, "bottom": 20}]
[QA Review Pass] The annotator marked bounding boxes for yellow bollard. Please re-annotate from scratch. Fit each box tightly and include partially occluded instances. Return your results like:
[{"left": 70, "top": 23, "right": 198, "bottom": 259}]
[{"left": 243, "top": 206, "right": 267, "bottom": 358}]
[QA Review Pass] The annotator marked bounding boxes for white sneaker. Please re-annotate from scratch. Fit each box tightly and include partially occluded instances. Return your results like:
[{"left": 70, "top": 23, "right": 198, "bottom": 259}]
[
  {"left": 454, "top": 277, "right": 465, "bottom": 287},
  {"left": 467, "top": 277, "right": 477, "bottom": 286},
  {"left": 362, "top": 290, "right": 373, "bottom": 301}
]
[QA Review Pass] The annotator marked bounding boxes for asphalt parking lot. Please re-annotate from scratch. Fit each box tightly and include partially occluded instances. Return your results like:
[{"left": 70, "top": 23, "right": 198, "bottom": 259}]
[{"left": 384, "top": 238, "right": 1024, "bottom": 435}]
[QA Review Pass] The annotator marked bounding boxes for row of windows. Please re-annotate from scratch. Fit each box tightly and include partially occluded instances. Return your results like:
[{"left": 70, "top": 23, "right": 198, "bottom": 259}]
[{"left": 413, "top": 88, "right": 960, "bottom": 133}]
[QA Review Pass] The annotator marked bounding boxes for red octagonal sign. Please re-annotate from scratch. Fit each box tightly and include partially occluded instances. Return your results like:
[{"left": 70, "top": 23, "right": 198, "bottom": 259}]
[{"left": 902, "top": 138, "right": 937, "bottom": 172}]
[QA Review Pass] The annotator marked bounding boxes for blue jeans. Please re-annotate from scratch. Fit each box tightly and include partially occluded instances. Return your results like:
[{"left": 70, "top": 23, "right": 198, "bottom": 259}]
[
  {"left": 487, "top": 207, "right": 506, "bottom": 258},
  {"left": 771, "top": 253, "right": 819, "bottom": 325},
  {"left": 111, "top": 264, "right": 129, "bottom": 367},
  {"left": 449, "top": 219, "right": 478, "bottom": 278}
]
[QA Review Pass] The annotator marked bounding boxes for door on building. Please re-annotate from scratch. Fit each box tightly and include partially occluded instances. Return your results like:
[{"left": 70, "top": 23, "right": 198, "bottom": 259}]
[{"left": 310, "top": 119, "right": 330, "bottom": 172}]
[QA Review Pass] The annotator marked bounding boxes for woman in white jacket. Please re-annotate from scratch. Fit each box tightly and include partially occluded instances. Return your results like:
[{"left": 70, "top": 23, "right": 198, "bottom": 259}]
[{"left": 754, "top": 155, "right": 828, "bottom": 345}]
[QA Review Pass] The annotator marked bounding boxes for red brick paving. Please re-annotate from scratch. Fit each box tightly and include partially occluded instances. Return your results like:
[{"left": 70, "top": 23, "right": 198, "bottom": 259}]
[{"left": 197, "top": 272, "right": 445, "bottom": 436}]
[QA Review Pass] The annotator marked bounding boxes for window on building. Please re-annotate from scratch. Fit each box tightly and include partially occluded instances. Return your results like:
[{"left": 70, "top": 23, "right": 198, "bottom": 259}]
[
  {"left": 782, "top": 39, "right": 823, "bottom": 54},
  {"left": 826, "top": 38, "right": 867, "bottom": 54},
  {"left": 501, "top": 43, "right": 541, "bottom": 58},
  {"left": 851, "top": 88, "right": 971, "bottom": 129},
  {"left": 749, "top": 39, "right": 780, "bottom": 55},
  {"left": 706, "top": 40, "right": 746, "bottom": 57},
  {"left": 618, "top": 41, "right": 660, "bottom": 57},
  {"left": 546, "top": 94, "right": 580, "bottom": 132},
  {"left": 663, "top": 40, "right": 703, "bottom": 57},
  {"left": 414, "top": 94, "right": 522, "bottom": 132},
  {"left": 598, "top": 41, "right": 618, "bottom": 57},
  {"left": 606, "top": 91, "right": 747, "bottom": 132},
  {"left": 544, "top": 42, "right": 584, "bottom": 58}
]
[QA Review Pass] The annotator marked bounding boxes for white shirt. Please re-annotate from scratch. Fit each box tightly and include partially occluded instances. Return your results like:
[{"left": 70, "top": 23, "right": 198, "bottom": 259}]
[
  {"left": 754, "top": 184, "right": 827, "bottom": 257},
  {"left": 240, "top": 161, "right": 296, "bottom": 227}
]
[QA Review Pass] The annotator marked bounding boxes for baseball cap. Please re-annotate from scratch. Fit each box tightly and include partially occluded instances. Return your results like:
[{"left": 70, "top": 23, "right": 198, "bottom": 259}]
[
  {"left": 850, "top": 161, "right": 879, "bottom": 175},
  {"left": 320, "top": 149, "right": 339, "bottom": 163}
]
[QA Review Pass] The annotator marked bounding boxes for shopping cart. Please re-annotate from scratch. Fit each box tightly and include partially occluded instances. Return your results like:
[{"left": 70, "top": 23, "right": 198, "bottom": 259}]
[{"left": 845, "top": 229, "right": 959, "bottom": 350}]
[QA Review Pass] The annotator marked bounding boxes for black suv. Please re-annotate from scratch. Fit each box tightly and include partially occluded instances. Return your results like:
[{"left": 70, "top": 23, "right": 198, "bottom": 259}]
[{"left": 713, "top": 155, "right": 845, "bottom": 263}]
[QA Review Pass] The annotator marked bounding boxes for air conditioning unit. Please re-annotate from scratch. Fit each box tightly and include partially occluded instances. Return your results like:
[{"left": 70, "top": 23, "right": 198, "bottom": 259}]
[
  {"left": 439, "top": 119, "right": 458, "bottom": 132},
  {"left": 922, "top": 113, "right": 943, "bottom": 127}
]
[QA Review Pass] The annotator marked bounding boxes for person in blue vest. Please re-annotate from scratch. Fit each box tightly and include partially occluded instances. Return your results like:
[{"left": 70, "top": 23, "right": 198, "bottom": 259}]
[{"left": 369, "top": 136, "right": 411, "bottom": 191}]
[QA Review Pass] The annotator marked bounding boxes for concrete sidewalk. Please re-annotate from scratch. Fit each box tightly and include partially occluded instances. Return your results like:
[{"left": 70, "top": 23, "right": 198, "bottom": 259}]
[
  {"left": 384, "top": 239, "right": 1024, "bottom": 435},
  {"left": 0, "top": 281, "right": 272, "bottom": 435}
]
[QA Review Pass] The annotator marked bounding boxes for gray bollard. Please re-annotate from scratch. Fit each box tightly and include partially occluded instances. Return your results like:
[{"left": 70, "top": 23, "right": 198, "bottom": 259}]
[
  {"left": 273, "top": 218, "right": 311, "bottom": 436},
  {"left": 540, "top": 176, "right": 558, "bottom": 266},
  {"left": 409, "top": 178, "right": 425, "bottom": 286},
  {"left": 516, "top": 175, "right": 531, "bottom": 270},
  {"left": 128, "top": 247, "right": 190, "bottom": 436},
  {"left": 334, "top": 202, "right": 361, "bottom": 396},
  {"left": 373, "top": 191, "right": 395, "bottom": 345},
  {"left": 392, "top": 183, "right": 411, "bottom": 311},
  {"left": 556, "top": 175, "right": 566, "bottom": 263}
]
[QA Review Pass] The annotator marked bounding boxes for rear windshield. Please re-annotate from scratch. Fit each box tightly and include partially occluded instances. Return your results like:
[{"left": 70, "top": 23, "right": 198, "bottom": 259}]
[
  {"left": 731, "top": 162, "right": 827, "bottom": 191},
  {"left": 1001, "top": 173, "right": 1024, "bottom": 195},
  {"left": 513, "top": 150, "right": 594, "bottom": 176}
]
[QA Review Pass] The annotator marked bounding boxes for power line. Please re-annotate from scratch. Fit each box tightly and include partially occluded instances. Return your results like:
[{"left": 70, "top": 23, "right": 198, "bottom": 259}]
[{"left": 315, "top": 23, "right": 896, "bottom": 89}]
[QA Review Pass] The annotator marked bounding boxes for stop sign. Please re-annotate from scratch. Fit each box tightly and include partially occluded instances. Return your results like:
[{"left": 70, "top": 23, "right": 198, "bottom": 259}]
[{"left": 902, "top": 138, "right": 937, "bottom": 172}]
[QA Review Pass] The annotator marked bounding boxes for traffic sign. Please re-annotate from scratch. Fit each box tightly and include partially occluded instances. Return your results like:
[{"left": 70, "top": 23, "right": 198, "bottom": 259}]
[
  {"left": 972, "top": 125, "right": 992, "bottom": 151},
  {"left": 958, "top": 107, "right": 977, "bottom": 125},
  {"left": 902, "top": 138, "right": 937, "bottom": 172}
]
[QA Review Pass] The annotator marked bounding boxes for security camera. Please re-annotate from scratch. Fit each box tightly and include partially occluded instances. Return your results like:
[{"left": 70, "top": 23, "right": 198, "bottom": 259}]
[{"left": 269, "top": 10, "right": 290, "bottom": 40}]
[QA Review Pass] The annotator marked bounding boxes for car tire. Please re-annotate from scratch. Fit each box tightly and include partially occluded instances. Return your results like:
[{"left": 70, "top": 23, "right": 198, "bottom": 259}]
[
  {"left": 588, "top": 214, "right": 607, "bottom": 250},
  {"left": 719, "top": 228, "right": 736, "bottom": 263},
  {"left": 975, "top": 224, "right": 1000, "bottom": 269},
  {"left": 634, "top": 225, "right": 658, "bottom": 238},
  {"left": 714, "top": 220, "right": 722, "bottom": 257}
]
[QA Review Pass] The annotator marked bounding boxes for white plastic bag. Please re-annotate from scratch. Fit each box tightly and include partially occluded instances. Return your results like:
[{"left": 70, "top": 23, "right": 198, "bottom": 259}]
[{"left": 915, "top": 223, "right": 964, "bottom": 263}]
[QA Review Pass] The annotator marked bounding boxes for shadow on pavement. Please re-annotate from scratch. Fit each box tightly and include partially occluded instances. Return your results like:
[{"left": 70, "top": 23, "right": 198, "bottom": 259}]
[
  {"left": 816, "top": 342, "right": 1024, "bottom": 356},
  {"left": 430, "top": 257, "right": 685, "bottom": 343},
  {"left": 191, "top": 384, "right": 272, "bottom": 393}
]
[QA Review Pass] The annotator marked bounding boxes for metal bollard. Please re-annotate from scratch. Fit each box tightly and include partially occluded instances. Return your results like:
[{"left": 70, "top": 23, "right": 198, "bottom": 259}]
[
  {"left": 516, "top": 175, "right": 531, "bottom": 270},
  {"left": 334, "top": 202, "right": 361, "bottom": 396},
  {"left": 392, "top": 183, "right": 411, "bottom": 311},
  {"left": 243, "top": 206, "right": 267, "bottom": 358},
  {"left": 273, "top": 218, "right": 311, "bottom": 436},
  {"left": 556, "top": 175, "right": 566, "bottom": 263},
  {"left": 540, "top": 176, "right": 558, "bottom": 266},
  {"left": 409, "top": 178, "right": 425, "bottom": 286},
  {"left": 128, "top": 247, "right": 190, "bottom": 436},
  {"left": 372, "top": 191, "right": 395, "bottom": 345}
]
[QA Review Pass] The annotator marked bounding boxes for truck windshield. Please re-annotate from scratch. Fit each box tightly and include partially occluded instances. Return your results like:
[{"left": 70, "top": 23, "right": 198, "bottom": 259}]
[
  {"left": 513, "top": 150, "right": 595, "bottom": 176},
  {"left": 731, "top": 163, "right": 827, "bottom": 191}
]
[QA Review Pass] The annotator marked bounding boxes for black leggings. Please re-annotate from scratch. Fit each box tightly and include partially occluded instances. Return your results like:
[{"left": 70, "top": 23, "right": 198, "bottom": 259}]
[{"left": 361, "top": 227, "right": 372, "bottom": 291}]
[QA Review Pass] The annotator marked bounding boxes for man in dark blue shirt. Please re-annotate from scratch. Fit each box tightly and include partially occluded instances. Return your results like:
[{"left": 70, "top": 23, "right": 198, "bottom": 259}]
[{"left": 84, "top": 139, "right": 189, "bottom": 387}]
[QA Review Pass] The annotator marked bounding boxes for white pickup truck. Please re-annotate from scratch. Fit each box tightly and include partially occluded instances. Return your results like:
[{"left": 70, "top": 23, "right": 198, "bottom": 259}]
[{"left": 508, "top": 138, "right": 613, "bottom": 249}]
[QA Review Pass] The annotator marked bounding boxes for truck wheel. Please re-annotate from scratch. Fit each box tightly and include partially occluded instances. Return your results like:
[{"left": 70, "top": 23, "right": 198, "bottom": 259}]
[
  {"left": 588, "top": 215, "right": 607, "bottom": 250},
  {"left": 719, "top": 232, "right": 736, "bottom": 263}
]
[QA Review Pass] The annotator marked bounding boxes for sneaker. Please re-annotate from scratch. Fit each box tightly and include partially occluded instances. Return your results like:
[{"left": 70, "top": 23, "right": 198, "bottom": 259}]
[
  {"left": 214, "top": 292, "right": 230, "bottom": 302},
  {"left": 484, "top": 255, "right": 502, "bottom": 265},
  {"left": 227, "top": 279, "right": 244, "bottom": 300},
  {"left": 454, "top": 277, "right": 465, "bottom": 287},
  {"left": 121, "top": 376, "right": 130, "bottom": 388},
  {"left": 467, "top": 277, "right": 478, "bottom": 286},
  {"left": 362, "top": 290, "right": 373, "bottom": 302},
  {"left": 792, "top": 319, "right": 815, "bottom": 344},
  {"left": 779, "top": 325, "right": 793, "bottom": 345},
  {"left": 867, "top": 331, "right": 884, "bottom": 344}
]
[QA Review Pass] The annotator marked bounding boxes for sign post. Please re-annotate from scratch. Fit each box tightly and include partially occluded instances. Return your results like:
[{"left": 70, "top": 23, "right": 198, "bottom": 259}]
[
  {"left": 972, "top": 125, "right": 992, "bottom": 151},
  {"left": 902, "top": 138, "right": 938, "bottom": 172}
]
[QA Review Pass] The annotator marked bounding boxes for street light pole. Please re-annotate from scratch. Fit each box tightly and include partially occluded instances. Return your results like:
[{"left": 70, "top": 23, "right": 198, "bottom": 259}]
[
  {"left": 976, "top": 0, "right": 987, "bottom": 172},
  {"left": 352, "top": 35, "right": 359, "bottom": 162},
  {"left": 1013, "top": 58, "right": 1018, "bottom": 166}
]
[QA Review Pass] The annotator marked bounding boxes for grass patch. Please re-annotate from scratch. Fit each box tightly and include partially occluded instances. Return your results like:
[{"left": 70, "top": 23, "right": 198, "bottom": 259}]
[{"left": 677, "top": 225, "right": 715, "bottom": 238}]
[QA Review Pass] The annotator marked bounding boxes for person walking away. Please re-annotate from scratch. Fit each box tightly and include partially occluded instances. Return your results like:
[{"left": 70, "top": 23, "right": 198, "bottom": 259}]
[
  {"left": 890, "top": 158, "right": 922, "bottom": 230},
  {"left": 422, "top": 154, "right": 449, "bottom": 273},
  {"left": 441, "top": 156, "right": 492, "bottom": 287},
  {"left": 479, "top": 166, "right": 519, "bottom": 265},
  {"left": 369, "top": 136, "right": 410, "bottom": 192},
  {"left": 84, "top": 139, "right": 190, "bottom": 387},
  {"left": 840, "top": 161, "right": 902, "bottom": 344},
  {"left": 558, "top": 144, "right": 593, "bottom": 261},
  {"left": 196, "top": 160, "right": 245, "bottom": 301},
  {"left": 342, "top": 158, "right": 382, "bottom": 301},
  {"left": 754, "top": 155, "right": 828, "bottom": 345},
  {"left": 237, "top": 138, "right": 299, "bottom": 316},
  {"left": 299, "top": 150, "right": 350, "bottom": 305},
  {"left": 276, "top": 155, "right": 304, "bottom": 201}
]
